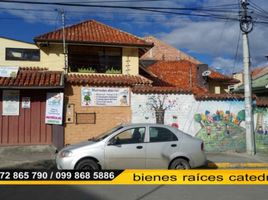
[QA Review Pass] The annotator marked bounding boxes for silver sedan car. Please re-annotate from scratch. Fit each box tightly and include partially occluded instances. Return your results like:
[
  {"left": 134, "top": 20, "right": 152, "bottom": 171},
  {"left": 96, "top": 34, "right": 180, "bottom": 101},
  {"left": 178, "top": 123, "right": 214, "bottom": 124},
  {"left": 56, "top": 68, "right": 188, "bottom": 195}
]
[{"left": 56, "top": 124, "right": 206, "bottom": 170}]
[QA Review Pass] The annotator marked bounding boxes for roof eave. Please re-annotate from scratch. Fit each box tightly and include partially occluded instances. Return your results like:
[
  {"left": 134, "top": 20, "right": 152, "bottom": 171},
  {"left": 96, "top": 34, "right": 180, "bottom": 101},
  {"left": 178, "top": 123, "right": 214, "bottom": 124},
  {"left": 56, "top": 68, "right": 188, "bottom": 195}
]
[
  {"left": 0, "top": 86, "right": 65, "bottom": 90},
  {"left": 34, "top": 39, "right": 153, "bottom": 49}
]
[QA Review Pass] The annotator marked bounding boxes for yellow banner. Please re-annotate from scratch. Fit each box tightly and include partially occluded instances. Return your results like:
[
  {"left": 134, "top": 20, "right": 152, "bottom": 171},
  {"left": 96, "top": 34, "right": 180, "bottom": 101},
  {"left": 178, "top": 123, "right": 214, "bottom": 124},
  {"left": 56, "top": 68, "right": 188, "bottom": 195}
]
[{"left": 1, "top": 170, "right": 268, "bottom": 185}]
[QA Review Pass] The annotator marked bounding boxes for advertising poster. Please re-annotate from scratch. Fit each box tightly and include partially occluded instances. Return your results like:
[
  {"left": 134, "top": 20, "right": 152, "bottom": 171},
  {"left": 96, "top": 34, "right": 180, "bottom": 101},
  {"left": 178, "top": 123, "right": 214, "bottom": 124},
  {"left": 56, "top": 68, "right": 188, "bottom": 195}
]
[
  {"left": 45, "top": 92, "right": 64, "bottom": 125},
  {"left": 2, "top": 90, "right": 20, "bottom": 116},
  {"left": 81, "top": 87, "right": 130, "bottom": 106}
]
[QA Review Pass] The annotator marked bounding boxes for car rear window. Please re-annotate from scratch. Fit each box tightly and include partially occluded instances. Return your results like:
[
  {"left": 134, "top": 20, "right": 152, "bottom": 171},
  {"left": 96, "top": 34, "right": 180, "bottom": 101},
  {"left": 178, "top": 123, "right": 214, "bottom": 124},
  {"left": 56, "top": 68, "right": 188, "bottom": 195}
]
[{"left": 149, "top": 127, "right": 178, "bottom": 142}]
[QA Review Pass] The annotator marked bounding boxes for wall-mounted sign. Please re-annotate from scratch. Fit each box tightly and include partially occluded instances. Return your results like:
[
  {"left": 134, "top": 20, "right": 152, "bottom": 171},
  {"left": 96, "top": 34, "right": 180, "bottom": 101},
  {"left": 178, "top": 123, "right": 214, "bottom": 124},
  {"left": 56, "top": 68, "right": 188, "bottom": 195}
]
[
  {"left": 81, "top": 87, "right": 130, "bottom": 107},
  {"left": 0, "top": 66, "right": 19, "bottom": 78},
  {"left": 2, "top": 90, "right": 20, "bottom": 116},
  {"left": 21, "top": 97, "right": 31, "bottom": 109},
  {"left": 45, "top": 92, "right": 64, "bottom": 125}
]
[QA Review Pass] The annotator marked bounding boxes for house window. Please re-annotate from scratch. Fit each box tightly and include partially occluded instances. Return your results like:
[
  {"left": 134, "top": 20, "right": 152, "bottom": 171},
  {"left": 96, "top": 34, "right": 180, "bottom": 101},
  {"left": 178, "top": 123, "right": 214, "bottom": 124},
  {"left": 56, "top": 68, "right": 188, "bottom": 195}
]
[
  {"left": 68, "top": 45, "right": 122, "bottom": 74},
  {"left": 215, "top": 86, "right": 221, "bottom": 94},
  {"left": 6, "top": 48, "right": 40, "bottom": 61}
]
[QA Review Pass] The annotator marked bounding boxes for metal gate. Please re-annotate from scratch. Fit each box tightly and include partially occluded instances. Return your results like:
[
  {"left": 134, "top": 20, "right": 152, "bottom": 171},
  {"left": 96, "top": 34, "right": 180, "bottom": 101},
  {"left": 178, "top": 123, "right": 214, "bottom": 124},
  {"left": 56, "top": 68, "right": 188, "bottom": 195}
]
[{"left": 0, "top": 90, "right": 52, "bottom": 146}]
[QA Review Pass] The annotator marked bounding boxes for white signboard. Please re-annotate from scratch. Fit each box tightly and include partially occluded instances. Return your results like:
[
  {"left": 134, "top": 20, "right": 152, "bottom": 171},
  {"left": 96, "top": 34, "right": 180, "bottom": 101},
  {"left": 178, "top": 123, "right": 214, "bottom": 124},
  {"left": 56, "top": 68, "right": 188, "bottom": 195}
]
[
  {"left": 2, "top": 90, "right": 20, "bottom": 116},
  {"left": 0, "top": 66, "right": 19, "bottom": 77},
  {"left": 81, "top": 87, "right": 130, "bottom": 106},
  {"left": 21, "top": 97, "right": 31, "bottom": 109},
  {"left": 45, "top": 93, "right": 64, "bottom": 125}
]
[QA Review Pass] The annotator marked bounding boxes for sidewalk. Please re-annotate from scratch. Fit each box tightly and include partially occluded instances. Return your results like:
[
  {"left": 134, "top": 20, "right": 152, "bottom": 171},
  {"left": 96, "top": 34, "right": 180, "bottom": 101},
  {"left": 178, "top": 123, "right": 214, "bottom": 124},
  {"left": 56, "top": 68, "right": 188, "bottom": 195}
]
[
  {"left": 0, "top": 145, "right": 268, "bottom": 169},
  {"left": 206, "top": 152, "right": 268, "bottom": 169},
  {"left": 0, "top": 145, "right": 57, "bottom": 169}
]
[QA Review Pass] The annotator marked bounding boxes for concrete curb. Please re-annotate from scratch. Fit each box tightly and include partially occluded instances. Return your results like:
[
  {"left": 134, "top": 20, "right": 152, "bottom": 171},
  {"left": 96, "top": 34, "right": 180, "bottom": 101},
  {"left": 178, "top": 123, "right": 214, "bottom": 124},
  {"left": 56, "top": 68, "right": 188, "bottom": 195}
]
[{"left": 207, "top": 162, "right": 268, "bottom": 169}]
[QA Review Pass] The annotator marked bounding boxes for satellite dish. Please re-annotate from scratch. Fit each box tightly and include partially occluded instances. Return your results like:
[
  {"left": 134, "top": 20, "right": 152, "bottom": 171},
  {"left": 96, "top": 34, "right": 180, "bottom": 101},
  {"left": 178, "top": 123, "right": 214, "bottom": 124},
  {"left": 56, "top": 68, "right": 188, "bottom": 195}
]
[{"left": 202, "top": 70, "right": 211, "bottom": 77}]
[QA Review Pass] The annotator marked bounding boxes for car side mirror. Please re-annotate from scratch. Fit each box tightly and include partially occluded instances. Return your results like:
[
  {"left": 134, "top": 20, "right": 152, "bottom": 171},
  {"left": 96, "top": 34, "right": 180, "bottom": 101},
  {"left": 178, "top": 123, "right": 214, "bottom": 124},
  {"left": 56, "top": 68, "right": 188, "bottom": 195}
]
[{"left": 108, "top": 137, "right": 120, "bottom": 145}]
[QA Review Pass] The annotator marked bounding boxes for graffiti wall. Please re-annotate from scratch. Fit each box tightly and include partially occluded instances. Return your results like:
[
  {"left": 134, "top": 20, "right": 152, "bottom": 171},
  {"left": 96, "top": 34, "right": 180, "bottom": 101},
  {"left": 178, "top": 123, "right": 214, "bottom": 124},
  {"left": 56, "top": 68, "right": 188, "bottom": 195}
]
[
  {"left": 193, "top": 107, "right": 246, "bottom": 152},
  {"left": 254, "top": 107, "right": 268, "bottom": 152},
  {"left": 131, "top": 93, "right": 254, "bottom": 152},
  {"left": 132, "top": 93, "right": 268, "bottom": 152}
]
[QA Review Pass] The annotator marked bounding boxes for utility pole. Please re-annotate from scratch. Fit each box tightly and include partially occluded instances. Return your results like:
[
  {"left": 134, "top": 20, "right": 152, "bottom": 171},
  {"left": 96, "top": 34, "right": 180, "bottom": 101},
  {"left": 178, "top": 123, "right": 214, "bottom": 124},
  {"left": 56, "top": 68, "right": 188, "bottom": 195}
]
[
  {"left": 239, "top": 0, "right": 256, "bottom": 155},
  {"left": 60, "top": 9, "right": 68, "bottom": 74}
]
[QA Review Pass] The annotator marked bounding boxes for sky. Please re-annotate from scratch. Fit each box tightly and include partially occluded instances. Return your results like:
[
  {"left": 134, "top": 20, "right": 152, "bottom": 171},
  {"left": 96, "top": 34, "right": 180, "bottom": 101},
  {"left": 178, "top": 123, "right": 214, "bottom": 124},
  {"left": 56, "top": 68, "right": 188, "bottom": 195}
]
[{"left": 1, "top": 0, "right": 268, "bottom": 75}]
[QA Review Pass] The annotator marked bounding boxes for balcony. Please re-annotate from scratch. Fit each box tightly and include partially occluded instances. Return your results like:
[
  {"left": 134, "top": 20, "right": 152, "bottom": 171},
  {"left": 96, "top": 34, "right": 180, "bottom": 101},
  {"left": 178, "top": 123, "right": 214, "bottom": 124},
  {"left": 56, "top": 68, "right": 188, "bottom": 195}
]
[{"left": 68, "top": 45, "right": 122, "bottom": 74}]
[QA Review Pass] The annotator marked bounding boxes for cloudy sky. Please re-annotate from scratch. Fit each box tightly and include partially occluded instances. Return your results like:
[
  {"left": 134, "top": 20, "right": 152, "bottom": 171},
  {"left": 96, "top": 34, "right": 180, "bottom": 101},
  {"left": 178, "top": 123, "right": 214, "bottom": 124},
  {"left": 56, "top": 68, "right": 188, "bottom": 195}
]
[{"left": 1, "top": 0, "right": 268, "bottom": 74}]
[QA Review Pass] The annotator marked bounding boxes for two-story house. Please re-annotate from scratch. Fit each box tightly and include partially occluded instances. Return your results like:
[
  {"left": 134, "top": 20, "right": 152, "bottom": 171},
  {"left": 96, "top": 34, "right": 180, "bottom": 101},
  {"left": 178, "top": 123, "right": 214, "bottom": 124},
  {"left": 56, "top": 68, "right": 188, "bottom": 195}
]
[
  {"left": 33, "top": 20, "right": 153, "bottom": 145},
  {"left": 0, "top": 36, "right": 64, "bottom": 148}
]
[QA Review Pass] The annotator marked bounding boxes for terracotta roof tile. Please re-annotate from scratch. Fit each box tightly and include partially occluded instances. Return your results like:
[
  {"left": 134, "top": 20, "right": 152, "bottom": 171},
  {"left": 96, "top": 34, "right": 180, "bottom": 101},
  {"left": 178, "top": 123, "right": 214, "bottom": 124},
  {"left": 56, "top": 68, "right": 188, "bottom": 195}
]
[
  {"left": 256, "top": 97, "right": 268, "bottom": 106},
  {"left": 34, "top": 20, "right": 153, "bottom": 48},
  {"left": 0, "top": 67, "right": 64, "bottom": 88},
  {"left": 146, "top": 60, "right": 198, "bottom": 89},
  {"left": 139, "top": 66, "right": 172, "bottom": 87},
  {"left": 132, "top": 85, "right": 191, "bottom": 94},
  {"left": 252, "top": 66, "right": 268, "bottom": 79},
  {"left": 66, "top": 74, "right": 151, "bottom": 87},
  {"left": 252, "top": 67, "right": 266, "bottom": 78},
  {"left": 208, "top": 69, "right": 240, "bottom": 83},
  {"left": 144, "top": 60, "right": 243, "bottom": 100},
  {"left": 141, "top": 36, "right": 202, "bottom": 64},
  {"left": 195, "top": 93, "right": 244, "bottom": 100}
]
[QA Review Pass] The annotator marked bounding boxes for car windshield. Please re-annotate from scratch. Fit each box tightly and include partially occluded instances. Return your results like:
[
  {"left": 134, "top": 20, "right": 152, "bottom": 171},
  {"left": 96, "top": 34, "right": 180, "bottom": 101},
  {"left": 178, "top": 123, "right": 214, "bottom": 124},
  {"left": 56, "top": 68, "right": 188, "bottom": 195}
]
[{"left": 89, "top": 125, "right": 123, "bottom": 142}]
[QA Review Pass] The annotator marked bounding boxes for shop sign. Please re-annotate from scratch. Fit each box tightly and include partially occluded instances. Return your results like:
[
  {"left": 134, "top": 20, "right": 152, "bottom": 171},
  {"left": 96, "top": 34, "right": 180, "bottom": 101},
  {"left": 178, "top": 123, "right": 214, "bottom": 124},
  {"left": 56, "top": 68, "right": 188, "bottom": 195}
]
[
  {"left": 45, "top": 92, "right": 64, "bottom": 125},
  {"left": 81, "top": 87, "right": 129, "bottom": 106}
]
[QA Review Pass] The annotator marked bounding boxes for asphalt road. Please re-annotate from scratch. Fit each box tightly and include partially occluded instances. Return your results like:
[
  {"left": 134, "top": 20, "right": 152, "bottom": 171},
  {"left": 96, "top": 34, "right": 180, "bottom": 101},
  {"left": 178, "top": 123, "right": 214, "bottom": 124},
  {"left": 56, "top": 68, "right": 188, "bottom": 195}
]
[{"left": 0, "top": 185, "right": 268, "bottom": 200}]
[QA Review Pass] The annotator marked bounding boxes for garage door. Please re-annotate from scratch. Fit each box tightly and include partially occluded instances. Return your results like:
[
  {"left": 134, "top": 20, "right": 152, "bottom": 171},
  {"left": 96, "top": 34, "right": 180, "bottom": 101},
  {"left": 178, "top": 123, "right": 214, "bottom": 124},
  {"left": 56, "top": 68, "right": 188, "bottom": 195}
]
[{"left": 0, "top": 91, "right": 52, "bottom": 146}]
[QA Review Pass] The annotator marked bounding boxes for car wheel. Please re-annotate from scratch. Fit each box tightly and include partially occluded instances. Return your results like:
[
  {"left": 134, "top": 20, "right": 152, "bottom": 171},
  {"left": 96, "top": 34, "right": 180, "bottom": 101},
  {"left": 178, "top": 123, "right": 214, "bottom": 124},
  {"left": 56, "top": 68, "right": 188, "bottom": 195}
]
[
  {"left": 169, "top": 158, "right": 190, "bottom": 169},
  {"left": 75, "top": 159, "right": 100, "bottom": 170}
]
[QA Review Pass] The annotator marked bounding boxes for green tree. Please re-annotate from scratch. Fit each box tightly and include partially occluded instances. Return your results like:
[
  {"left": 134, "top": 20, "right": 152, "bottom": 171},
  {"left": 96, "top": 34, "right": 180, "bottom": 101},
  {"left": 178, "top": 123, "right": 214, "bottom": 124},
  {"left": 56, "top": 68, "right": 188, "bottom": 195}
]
[
  {"left": 237, "top": 110, "right": 245, "bottom": 125},
  {"left": 194, "top": 114, "right": 204, "bottom": 127}
]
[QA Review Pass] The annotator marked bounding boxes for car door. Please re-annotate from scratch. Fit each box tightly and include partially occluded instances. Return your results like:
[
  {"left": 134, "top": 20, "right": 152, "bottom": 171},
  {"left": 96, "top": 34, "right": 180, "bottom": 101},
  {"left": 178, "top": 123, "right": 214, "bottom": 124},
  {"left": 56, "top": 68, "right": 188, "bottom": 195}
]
[
  {"left": 104, "top": 127, "right": 146, "bottom": 169},
  {"left": 145, "top": 126, "right": 181, "bottom": 169}
]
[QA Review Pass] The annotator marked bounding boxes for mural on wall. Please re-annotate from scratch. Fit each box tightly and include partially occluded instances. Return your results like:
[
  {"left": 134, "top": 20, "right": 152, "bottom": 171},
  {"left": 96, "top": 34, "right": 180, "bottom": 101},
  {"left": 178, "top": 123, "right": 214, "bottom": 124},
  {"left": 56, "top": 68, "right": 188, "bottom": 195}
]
[
  {"left": 132, "top": 93, "right": 268, "bottom": 153},
  {"left": 145, "top": 95, "right": 178, "bottom": 125},
  {"left": 254, "top": 107, "right": 268, "bottom": 152},
  {"left": 132, "top": 94, "right": 193, "bottom": 129},
  {"left": 194, "top": 110, "right": 246, "bottom": 152}
]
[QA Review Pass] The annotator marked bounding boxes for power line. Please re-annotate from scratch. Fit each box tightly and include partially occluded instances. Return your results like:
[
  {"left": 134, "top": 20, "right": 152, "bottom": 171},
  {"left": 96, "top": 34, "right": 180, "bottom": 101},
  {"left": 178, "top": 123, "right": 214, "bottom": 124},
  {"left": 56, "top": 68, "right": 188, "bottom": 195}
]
[
  {"left": 0, "top": 0, "right": 240, "bottom": 13},
  {"left": 248, "top": 0, "right": 268, "bottom": 16},
  {"left": 232, "top": 30, "right": 242, "bottom": 74},
  {"left": 62, "top": 0, "right": 165, "bottom": 3},
  {"left": 1, "top": 1, "right": 268, "bottom": 25}
]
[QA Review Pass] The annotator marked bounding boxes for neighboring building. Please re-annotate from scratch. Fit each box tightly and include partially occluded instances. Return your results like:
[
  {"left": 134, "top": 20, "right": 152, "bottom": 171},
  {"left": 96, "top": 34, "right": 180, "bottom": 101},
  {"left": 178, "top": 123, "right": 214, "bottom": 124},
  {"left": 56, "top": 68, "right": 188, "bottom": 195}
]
[
  {"left": 208, "top": 69, "right": 240, "bottom": 94},
  {"left": 141, "top": 36, "right": 202, "bottom": 64},
  {"left": 140, "top": 36, "right": 239, "bottom": 95},
  {"left": 234, "top": 65, "right": 268, "bottom": 97},
  {"left": 0, "top": 37, "right": 41, "bottom": 68},
  {"left": 0, "top": 37, "right": 65, "bottom": 148},
  {"left": 140, "top": 60, "right": 239, "bottom": 96},
  {"left": 0, "top": 67, "right": 64, "bottom": 147},
  {"left": 229, "top": 72, "right": 244, "bottom": 91},
  {"left": 230, "top": 66, "right": 268, "bottom": 91}
]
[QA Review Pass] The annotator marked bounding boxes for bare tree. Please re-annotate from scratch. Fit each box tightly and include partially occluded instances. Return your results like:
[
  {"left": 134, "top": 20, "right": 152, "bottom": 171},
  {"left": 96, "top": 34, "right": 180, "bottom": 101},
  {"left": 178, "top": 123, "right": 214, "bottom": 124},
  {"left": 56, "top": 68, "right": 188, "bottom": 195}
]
[{"left": 146, "top": 95, "right": 178, "bottom": 124}]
